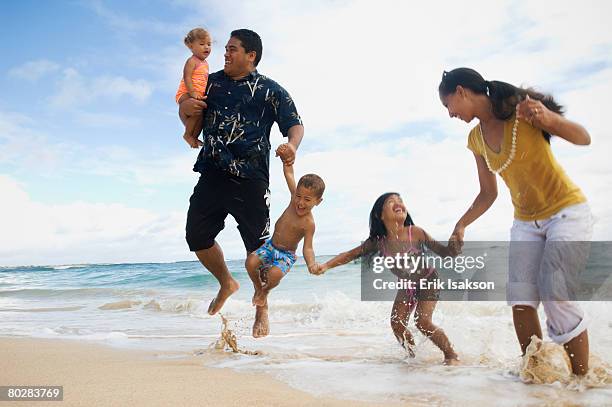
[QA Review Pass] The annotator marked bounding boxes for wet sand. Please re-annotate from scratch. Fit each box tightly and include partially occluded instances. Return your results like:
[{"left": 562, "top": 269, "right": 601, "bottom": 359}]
[{"left": 0, "top": 338, "right": 402, "bottom": 407}]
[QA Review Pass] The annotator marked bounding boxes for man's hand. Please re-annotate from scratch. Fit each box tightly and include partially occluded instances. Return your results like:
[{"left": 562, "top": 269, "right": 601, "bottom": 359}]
[
  {"left": 275, "top": 143, "right": 296, "bottom": 166},
  {"left": 189, "top": 91, "right": 203, "bottom": 100},
  {"left": 181, "top": 96, "right": 207, "bottom": 116},
  {"left": 184, "top": 136, "right": 203, "bottom": 149}
]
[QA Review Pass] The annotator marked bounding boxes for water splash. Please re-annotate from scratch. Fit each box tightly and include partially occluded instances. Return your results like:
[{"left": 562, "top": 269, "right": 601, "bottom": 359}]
[
  {"left": 212, "top": 314, "right": 260, "bottom": 356},
  {"left": 519, "top": 336, "right": 612, "bottom": 389}
]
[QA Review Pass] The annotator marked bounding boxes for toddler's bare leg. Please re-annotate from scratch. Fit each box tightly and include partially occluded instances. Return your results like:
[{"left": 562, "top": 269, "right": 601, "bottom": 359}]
[
  {"left": 178, "top": 96, "right": 200, "bottom": 147},
  {"left": 390, "top": 289, "right": 416, "bottom": 357},
  {"left": 414, "top": 300, "right": 458, "bottom": 364},
  {"left": 184, "top": 114, "right": 203, "bottom": 147}
]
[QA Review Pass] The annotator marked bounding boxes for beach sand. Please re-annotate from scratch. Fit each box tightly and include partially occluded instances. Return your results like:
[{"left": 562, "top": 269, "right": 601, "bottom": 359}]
[{"left": 0, "top": 338, "right": 401, "bottom": 407}]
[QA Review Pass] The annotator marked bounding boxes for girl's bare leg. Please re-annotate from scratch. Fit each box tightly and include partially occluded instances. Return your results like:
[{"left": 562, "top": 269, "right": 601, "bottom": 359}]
[
  {"left": 390, "top": 289, "right": 416, "bottom": 357},
  {"left": 414, "top": 299, "right": 458, "bottom": 364},
  {"left": 512, "top": 305, "right": 542, "bottom": 354}
]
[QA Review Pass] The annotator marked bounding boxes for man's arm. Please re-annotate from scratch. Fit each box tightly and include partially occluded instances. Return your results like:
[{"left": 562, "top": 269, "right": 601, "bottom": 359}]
[
  {"left": 283, "top": 163, "right": 296, "bottom": 195},
  {"left": 276, "top": 125, "right": 303, "bottom": 166}
]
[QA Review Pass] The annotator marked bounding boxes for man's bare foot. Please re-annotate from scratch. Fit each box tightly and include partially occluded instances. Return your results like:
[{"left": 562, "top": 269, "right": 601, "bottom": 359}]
[
  {"left": 252, "top": 305, "right": 269, "bottom": 338},
  {"left": 208, "top": 279, "right": 239, "bottom": 315},
  {"left": 252, "top": 289, "right": 268, "bottom": 307}
]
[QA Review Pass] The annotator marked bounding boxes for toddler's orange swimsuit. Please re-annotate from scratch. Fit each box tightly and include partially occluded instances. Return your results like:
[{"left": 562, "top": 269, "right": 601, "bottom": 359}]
[{"left": 175, "top": 56, "right": 209, "bottom": 104}]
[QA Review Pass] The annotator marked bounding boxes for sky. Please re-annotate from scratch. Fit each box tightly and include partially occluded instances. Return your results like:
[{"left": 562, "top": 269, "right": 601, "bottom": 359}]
[{"left": 1, "top": 0, "right": 611, "bottom": 266}]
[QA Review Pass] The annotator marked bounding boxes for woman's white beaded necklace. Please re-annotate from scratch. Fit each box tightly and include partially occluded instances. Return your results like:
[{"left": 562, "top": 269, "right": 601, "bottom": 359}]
[{"left": 479, "top": 111, "right": 518, "bottom": 174}]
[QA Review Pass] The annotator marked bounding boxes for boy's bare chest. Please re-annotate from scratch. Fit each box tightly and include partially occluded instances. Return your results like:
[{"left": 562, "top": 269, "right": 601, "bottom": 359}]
[{"left": 275, "top": 211, "right": 305, "bottom": 237}]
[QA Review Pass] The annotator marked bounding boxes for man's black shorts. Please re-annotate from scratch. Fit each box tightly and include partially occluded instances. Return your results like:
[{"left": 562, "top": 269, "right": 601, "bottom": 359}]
[{"left": 186, "top": 170, "right": 270, "bottom": 253}]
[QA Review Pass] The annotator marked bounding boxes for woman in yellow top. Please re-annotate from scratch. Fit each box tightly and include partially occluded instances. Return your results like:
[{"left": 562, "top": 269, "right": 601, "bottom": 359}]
[{"left": 439, "top": 68, "right": 594, "bottom": 376}]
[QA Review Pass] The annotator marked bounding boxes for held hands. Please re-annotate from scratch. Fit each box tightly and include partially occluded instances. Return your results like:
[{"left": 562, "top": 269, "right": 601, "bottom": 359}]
[
  {"left": 308, "top": 262, "right": 327, "bottom": 275},
  {"left": 448, "top": 224, "right": 465, "bottom": 256},
  {"left": 275, "top": 143, "right": 296, "bottom": 166},
  {"left": 516, "top": 95, "right": 556, "bottom": 129}
]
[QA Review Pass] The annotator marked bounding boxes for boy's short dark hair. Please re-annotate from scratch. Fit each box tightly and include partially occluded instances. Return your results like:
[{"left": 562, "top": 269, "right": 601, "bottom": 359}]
[
  {"left": 297, "top": 174, "right": 325, "bottom": 198},
  {"left": 230, "top": 29, "right": 262, "bottom": 67}
]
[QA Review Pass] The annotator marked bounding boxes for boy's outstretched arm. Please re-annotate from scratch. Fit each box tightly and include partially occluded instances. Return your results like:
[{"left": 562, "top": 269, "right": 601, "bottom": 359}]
[
  {"left": 283, "top": 162, "right": 296, "bottom": 195},
  {"left": 313, "top": 244, "right": 363, "bottom": 275},
  {"left": 303, "top": 221, "right": 318, "bottom": 274}
]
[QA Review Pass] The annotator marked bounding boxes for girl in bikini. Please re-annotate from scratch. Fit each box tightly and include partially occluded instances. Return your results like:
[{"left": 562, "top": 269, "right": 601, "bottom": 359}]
[{"left": 314, "top": 192, "right": 460, "bottom": 365}]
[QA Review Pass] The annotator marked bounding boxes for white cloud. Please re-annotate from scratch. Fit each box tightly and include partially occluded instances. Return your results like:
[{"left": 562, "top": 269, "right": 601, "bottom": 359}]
[
  {"left": 175, "top": 0, "right": 612, "bottom": 138},
  {"left": 0, "top": 175, "right": 191, "bottom": 266},
  {"left": 87, "top": 0, "right": 182, "bottom": 36},
  {"left": 49, "top": 68, "right": 153, "bottom": 109},
  {"left": 8, "top": 59, "right": 60, "bottom": 82}
]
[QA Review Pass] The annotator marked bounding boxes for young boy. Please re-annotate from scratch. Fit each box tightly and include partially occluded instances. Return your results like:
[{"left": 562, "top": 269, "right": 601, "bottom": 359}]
[{"left": 245, "top": 145, "right": 325, "bottom": 337}]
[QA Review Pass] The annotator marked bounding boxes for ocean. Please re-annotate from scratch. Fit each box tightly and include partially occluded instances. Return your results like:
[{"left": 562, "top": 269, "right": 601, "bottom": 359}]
[{"left": 1, "top": 256, "right": 611, "bottom": 406}]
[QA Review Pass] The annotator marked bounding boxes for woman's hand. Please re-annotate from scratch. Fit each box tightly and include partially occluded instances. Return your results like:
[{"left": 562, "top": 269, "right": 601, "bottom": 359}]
[
  {"left": 449, "top": 223, "right": 465, "bottom": 255},
  {"left": 516, "top": 95, "right": 591, "bottom": 145},
  {"left": 516, "top": 94, "right": 556, "bottom": 129}
]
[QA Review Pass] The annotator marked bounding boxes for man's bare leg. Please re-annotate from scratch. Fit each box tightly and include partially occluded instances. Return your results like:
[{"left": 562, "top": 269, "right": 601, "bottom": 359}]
[
  {"left": 196, "top": 242, "right": 239, "bottom": 315},
  {"left": 564, "top": 330, "right": 589, "bottom": 375},
  {"left": 512, "top": 305, "right": 543, "bottom": 354}
]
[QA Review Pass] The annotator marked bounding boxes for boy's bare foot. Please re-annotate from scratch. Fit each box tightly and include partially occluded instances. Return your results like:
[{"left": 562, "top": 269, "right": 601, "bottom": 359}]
[
  {"left": 443, "top": 356, "right": 460, "bottom": 366},
  {"left": 252, "top": 305, "right": 270, "bottom": 338},
  {"left": 252, "top": 289, "right": 268, "bottom": 307},
  {"left": 208, "top": 279, "right": 240, "bottom": 315}
]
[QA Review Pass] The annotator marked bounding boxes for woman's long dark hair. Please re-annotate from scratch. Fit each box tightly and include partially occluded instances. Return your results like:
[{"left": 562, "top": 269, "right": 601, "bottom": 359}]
[{"left": 438, "top": 67, "right": 564, "bottom": 142}]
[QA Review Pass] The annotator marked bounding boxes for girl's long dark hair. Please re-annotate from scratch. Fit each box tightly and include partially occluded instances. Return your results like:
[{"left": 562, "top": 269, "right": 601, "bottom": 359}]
[
  {"left": 367, "top": 192, "right": 414, "bottom": 240},
  {"left": 361, "top": 192, "right": 414, "bottom": 266},
  {"left": 438, "top": 67, "right": 564, "bottom": 143},
  {"left": 361, "top": 192, "right": 415, "bottom": 267}
]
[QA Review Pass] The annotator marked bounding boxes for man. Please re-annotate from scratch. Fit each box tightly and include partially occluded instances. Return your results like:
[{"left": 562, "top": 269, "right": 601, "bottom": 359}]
[{"left": 181, "top": 29, "right": 304, "bottom": 336}]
